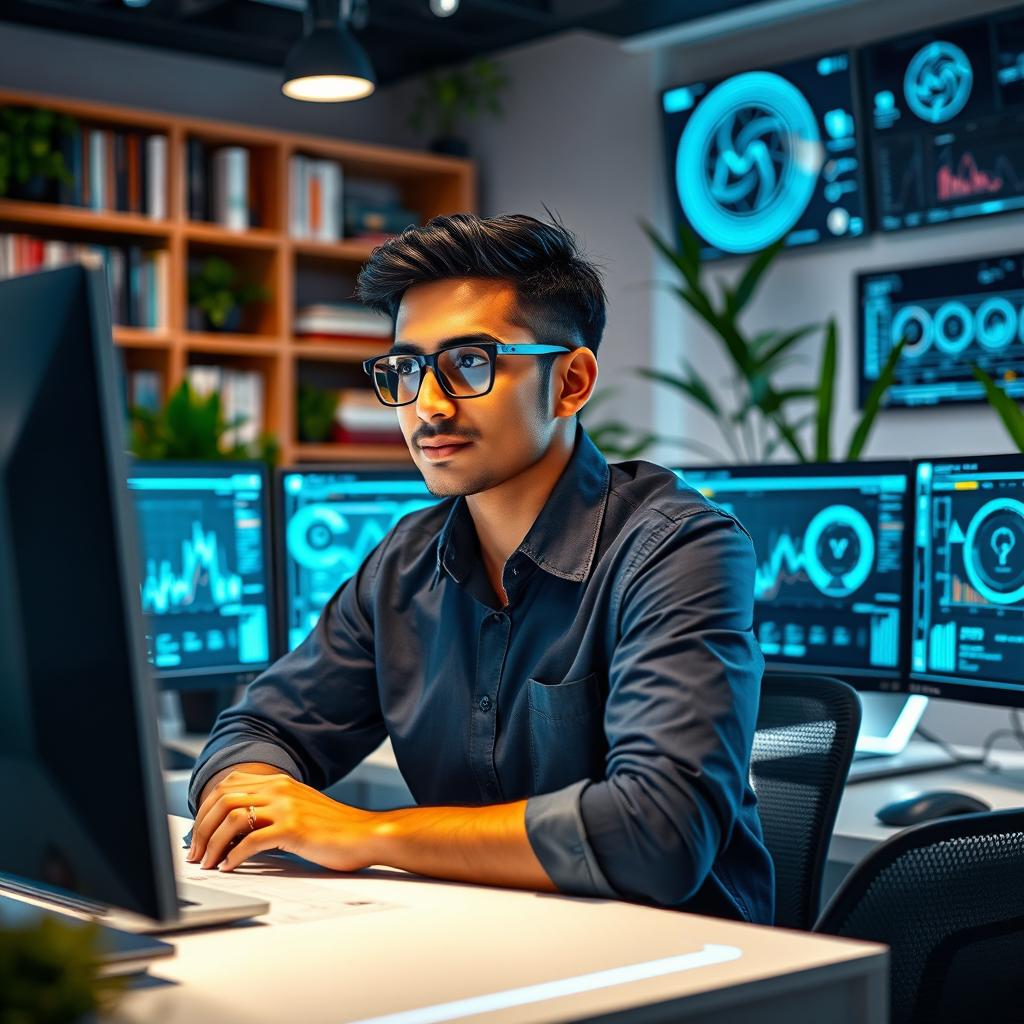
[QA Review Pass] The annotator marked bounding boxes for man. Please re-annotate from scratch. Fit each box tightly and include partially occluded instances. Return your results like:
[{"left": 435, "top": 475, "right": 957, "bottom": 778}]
[{"left": 187, "top": 212, "right": 774, "bottom": 924}]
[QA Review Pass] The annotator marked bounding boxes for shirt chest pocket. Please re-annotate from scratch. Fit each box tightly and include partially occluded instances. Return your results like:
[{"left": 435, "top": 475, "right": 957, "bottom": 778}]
[{"left": 527, "top": 672, "right": 607, "bottom": 794}]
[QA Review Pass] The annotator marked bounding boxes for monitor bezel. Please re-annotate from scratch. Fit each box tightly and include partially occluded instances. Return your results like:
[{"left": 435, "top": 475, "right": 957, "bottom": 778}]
[
  {"left": 273, "top": 462, "right": 431, "bottom": 655},
  {"left": 127, "top": 458, "right": 278, "bottom": 692},
  {"left": 675, "top": 458, "right": 915, "bottom": 691},
  {"left": 907, "top": 451, "right": 1024, "bottom": 709},
  {"left": 659, "top": 46, "right": 870, "bottom": 263}
]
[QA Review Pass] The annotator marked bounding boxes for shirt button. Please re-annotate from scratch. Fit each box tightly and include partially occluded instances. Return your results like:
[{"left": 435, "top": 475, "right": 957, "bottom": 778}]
[
  {"left": 478, "top": 695, "right": 492, "bottom": 712},
  {"left": 511, "top": 566, "right": 519, "bottom": 576}
]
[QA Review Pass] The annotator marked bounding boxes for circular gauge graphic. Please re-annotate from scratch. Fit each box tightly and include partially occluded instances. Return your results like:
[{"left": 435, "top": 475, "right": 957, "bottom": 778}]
[
  {"left": 676, "top": 71, "right": 823, "bottom": 254},
  {"left": 803, "top": 504, "right": 875, "bottom": 596},
  {"left": 904, "top": 41, "right": 973, "bottom": 124},
  {"left": 891, "top": 304, "right": 933, "bottom": 358},
  {"left": 963, "top": 498, "right": 1024, "bottom": 605},
  {"left": 976, "top": 297, "right": 1017, "bottom": 351},
  {"left": 933, "top": 300, "right": 975, "bottom": 354},
  {"left": 286, "top": 504, "right": 349, "bottom": 571}
]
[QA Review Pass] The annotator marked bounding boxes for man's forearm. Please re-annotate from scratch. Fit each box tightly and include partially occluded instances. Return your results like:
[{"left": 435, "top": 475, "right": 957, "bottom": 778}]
[{"left": 368, "top": 800, "right": 559, "bottom": 893}]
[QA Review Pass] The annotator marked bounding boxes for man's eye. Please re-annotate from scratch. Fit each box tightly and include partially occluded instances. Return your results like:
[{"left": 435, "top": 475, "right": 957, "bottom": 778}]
[
  {"left": 393, "top": 358, "right": 418, "bottom": 375},
  {"left": 455, "top": 352, "right": 487, "bottom": 369}
]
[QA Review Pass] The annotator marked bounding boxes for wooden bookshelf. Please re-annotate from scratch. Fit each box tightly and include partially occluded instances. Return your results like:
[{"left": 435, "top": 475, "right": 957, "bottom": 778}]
[{"left": 0, "top": 88, "right": 476, "bottom": 465}]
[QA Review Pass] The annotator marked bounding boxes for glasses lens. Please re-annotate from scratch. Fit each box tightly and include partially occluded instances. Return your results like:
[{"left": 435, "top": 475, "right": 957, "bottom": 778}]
[
  {"left": 373, "top": 355, "right": 421, "bottom": 405},
  {"left": 437, "top": 346, "right": 493, "bottom": 397}
]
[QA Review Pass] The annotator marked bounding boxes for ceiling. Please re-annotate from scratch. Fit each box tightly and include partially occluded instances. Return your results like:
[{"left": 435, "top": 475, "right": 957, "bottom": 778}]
[{"left": 0, "top": 0, "right": 770, "bottom": 84}]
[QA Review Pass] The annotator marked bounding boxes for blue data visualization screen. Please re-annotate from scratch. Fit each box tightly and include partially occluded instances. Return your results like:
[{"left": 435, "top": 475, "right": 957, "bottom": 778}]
[
  {"left": 126, "top": 462, "right": 273, "bottom": 684},
  {"left": 859, "top": 251, "right": 1024, "bottom": 408},
  {"left": 863, "top": 10, "right": 1024, "bottom": 231},
  {"left": 279, "top": 469, "right": 439, "bottom": 651},
  {"left": 661, "top": 50, "right": 866, "bottom": 259},
  {"left": 912, "top": 457, "right": 1024, "bottom": 701},
  {"left": 679, "top": 465, "right": 909, "bottom": 679}
]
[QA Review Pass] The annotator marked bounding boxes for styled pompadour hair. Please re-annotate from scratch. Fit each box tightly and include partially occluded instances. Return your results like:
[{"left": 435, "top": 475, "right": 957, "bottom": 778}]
[{"left": 354, "top": 211, "right": 607, "bottom": 353}]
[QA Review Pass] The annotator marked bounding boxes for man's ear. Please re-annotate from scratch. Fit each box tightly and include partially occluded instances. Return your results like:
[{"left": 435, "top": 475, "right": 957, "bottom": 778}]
[{"left": 553, "top": 347, "right": 598, "bottom": 419}]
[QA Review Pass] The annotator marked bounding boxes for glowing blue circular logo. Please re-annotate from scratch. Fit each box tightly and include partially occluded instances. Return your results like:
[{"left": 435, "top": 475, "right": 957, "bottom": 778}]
[
  {"left": 933, "top": 300, "right": 975, "bottom": 354},
  {"left": 287, "top": 504, "right": 348, "bottom": 571},
  {"left": 676, "top": 71, "right": 823, "bottom": 254},
  {"left": 891, "top": 305, "right": 933, "bottom": 358},
  {"left": 976, "top": 297, "right": 1017, "bottom": 350},
  {"left": 964, "top": 498, "right": 1024, "bottom": 605},
  {"left": 904, "top": 41, "right": 973, "bottom": 124},
  {"left": 803, "top": 504, "right": 875, "bottom": 596}
]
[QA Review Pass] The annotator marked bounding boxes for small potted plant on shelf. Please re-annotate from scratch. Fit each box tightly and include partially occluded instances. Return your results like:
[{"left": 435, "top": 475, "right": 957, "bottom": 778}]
[
  {"left": 0, "top": 105, "right": 78, "bottom": 202},
  {"left": 297, "top": 383, "right": 339, "bottom": 444},
  {"left": 188, "top": 255, "right": 269, "bottom": 333},
  {"left": 407, "top": 57, "right": 509, "bottom": 157}
]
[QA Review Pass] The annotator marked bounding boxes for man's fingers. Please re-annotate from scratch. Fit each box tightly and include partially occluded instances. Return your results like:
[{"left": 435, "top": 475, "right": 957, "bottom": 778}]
[
  {"left": 190, "top": 792, "right": 263, "bottom": 863},
  {"left": 191, "top": 772, "right": 282, "bottom": 857},
  {"left": 218, "top": 826, "right": 281, "bottom": 873},
  {"left": 199, "top": 806, "right": 263, "bottom": 869}
]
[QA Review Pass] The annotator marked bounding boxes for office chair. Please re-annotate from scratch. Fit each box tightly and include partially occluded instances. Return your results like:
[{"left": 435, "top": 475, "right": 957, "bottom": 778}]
[
  {"left": 816, "top": 808, "right": 1024, "bottom": 1024},
  {"left": 749, "top": 672, "right": 861, "bottom": 931}
]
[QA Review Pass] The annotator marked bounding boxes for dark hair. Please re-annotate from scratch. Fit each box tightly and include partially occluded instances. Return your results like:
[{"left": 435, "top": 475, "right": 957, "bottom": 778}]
[{"left": 354, "top": 212, "right": 607, "bottom": 353}]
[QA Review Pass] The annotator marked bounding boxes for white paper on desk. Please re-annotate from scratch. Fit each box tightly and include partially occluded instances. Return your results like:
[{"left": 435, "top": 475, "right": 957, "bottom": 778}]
[{"left": 179, "top": 860, "right": 400, "bottom": 926}]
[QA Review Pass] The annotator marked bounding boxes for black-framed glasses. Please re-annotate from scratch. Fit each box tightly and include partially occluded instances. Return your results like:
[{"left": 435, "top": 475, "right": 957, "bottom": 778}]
[{"left": 362, "top": 341, "right": 571, "bottom": 407}]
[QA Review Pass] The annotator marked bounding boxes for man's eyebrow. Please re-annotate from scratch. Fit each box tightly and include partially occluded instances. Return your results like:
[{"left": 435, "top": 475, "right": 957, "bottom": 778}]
[{"left": 388, "top": 332, "right": 504, "bottom": 355}]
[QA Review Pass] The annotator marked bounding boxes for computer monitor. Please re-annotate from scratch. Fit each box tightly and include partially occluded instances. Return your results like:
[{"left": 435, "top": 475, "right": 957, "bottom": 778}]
[
  {"left": 660, "top": 49, "right": 867, "bottom": 259},
  {"left": 677, "top": 462, "right": 923, "bottom": 755},
  {"left": 858, "top": 250, "right": 1024, "bottom": 408},
  {"left": 911, "top": 453, "right": 1024, "bottom": 707},
  {"left": 277, "top": 467, "right": 439, "bottom": 651},
  {"left": 0, "top": 264, "right": 177, "bottom": 924},
  {"left": 126, "top": 460, "right": 275, "bottom": 691}
]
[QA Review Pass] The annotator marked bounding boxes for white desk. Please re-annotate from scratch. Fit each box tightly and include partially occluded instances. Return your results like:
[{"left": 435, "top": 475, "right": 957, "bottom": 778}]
[{"left": 118, "top": 817, "right": 886, "bottom": 1024}]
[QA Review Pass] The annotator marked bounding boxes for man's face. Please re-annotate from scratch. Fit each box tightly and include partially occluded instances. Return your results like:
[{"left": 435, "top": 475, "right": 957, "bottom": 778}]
[{"left": 390, "top": 277, "right": 563, "bottom": 497}]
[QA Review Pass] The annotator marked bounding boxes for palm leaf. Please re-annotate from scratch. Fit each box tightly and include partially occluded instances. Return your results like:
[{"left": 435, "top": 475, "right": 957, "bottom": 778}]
[
  {"left": 846, "top": 337, "right": 906, "bottom": 460},
  {"left": 724, "top": 238, "right": 785, "bottom": 317},
  {"left": 972, "top": 365, "right": 1024, "bottom": 451},
  {"left": 815, "top": 319, "right": 837, "bottom": 463},
  {"left": 636, "top": 365, "right": 720, "bottom": 417}
]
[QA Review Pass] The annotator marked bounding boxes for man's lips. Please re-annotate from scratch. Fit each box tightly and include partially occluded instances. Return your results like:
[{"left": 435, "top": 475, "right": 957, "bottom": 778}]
[{"left": 418, "top": 440, "right": 473, "bottom": 461}]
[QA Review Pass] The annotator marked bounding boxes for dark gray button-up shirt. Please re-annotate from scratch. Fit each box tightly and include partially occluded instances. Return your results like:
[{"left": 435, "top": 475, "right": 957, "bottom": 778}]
[{"left": 189, "top": 426, "right": 774, "bottom": 923}]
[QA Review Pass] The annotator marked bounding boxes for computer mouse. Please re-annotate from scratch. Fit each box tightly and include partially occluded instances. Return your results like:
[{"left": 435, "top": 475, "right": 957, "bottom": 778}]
[{"left": 875, "top": 790, "right": 991, "bottom": 827}]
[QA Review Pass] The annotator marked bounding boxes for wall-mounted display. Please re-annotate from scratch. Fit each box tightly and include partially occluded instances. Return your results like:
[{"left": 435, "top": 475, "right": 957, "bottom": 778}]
[
  {"left": 660, "top": 51, "right": 867, "bottom": 259},
  {"left": 858, "top": 250, "right": 1024, "bottom": 408},
  {"left": 862, "top": 10, "right": 1024, "bottom": 231}
]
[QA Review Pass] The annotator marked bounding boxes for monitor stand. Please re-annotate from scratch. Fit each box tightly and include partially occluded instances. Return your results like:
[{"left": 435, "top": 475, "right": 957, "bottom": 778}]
[
  {"left": 847, "top": 693, "right": 982, "bottom": 783},
  {"left": 0, "top": 883, "right": 173, "bottom": 977}
]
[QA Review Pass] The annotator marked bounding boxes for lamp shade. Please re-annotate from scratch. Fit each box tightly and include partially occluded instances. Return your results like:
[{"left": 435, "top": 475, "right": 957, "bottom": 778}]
[{"left": 282, "top": 23, "right": 376, "bottom": 102}]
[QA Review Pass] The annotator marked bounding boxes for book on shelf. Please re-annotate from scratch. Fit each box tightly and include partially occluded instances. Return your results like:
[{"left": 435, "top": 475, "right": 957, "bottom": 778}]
[
  {"left": 186, "top": 365, "right": 265, "bottom": 449},
  {"left": 289, "top": 155, "right": 344, "bottom": 242},
  {"left": 342, "top": 177, "right": 420, "bottom": 241},
  {"left": 0, "top": 233, "right": 169, "bottom": 329},
  {"left": 211, "top": 146, "right": 250, "bottom": 232},
  {"left": 294, "top": 302, "right": 391, "bottom": 339},
  {"left": 333, "top": 389, "right": 403, "bottom": 445},
  {"left": 127, "top": 368, "right": 163, "bottom": 413}
]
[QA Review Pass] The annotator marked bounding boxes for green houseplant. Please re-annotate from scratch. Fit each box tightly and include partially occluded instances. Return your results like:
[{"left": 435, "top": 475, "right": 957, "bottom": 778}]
[
  {"left": 408, "top": 57, "right": 509, "bottom": 156},
  {"left": 297, "top": 382, "right": 339, "bottom": 443},
  {"left": 0, "top": 915, "right": 125, "bottom": 1023},
  {"left": 188, "top": 256, "right": 269, "bottom": 332},
  {"left": 129, "top": 379, "right": 279, "bottom": 465},
  {"left": 0, "top": 105, "right": 78, "bottom": 201},
  {"left": 589, "top": 222, "right": 904, "bottom": 464}
]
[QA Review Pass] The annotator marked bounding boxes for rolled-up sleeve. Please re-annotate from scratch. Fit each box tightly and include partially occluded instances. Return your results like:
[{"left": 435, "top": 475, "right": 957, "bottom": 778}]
[
  {"left": 187, "top": 538, "right": 389, "bottom": 815},
  {"left": 524, "top": 509, "right": 764, "bottom": 907}
]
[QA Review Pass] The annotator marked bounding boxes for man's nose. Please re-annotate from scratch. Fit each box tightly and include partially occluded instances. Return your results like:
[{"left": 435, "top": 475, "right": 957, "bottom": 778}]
[{"left": 416, "top": 366, "right": 457, "bottom": 421}]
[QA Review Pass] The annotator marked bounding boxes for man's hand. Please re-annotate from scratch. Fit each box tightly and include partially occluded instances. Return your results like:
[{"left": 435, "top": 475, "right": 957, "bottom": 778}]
[{"left": 188, "top": 769, "right": 377, "bottom": 873}]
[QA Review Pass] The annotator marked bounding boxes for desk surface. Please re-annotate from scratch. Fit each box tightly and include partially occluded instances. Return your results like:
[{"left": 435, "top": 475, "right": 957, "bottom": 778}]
[{"left": 118, "top": 817, "right": 886, "bottom": 1024}]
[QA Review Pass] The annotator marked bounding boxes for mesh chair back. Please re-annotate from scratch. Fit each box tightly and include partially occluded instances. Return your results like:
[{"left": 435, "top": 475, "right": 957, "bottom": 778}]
[
  {"left": 816, "top": 809, "right": 1024, "bottom": 1024},
  {"left": 750, "top": 672, "right": 861, "bottom": 930}
]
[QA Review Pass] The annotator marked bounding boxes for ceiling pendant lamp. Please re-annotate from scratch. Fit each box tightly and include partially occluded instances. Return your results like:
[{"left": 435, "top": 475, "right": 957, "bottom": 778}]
[{"left": 282, "top": 0, "right": 377, "bottom": 103}]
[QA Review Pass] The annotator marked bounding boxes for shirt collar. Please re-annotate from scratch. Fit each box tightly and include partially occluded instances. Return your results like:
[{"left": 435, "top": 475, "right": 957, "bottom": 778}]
[{"left": 433, "top": 424, "right": 610, "bottom": 588}]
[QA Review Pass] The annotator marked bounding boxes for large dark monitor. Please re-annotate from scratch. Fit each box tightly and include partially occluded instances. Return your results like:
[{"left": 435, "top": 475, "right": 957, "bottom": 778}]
[
  {"left": 858, "top": 250, "right": 1024, "bottom": 408},
  {"left": 862, "top": 9, "right": 1024, "bottom": 232},
  {"left": 0, "top": 265, "right": 177, "bottom": 924},
  {"left": 661, "top": 49, "right": 867, "bottom": 259},
  {"left": 677, "top": 462, "right": 911, "bottom": 682},
  {"left": 911, "top": 454, "right": 1024, "bottom": 708},
  {"left": 126, "top": 460, "right": 275, "bottom": 691},
  {"left": 277, "top": 467, "right": 439, "bottom": 651}
]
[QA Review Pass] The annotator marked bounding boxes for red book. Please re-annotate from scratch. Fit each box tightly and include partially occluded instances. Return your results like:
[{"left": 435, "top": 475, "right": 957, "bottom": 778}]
[{"left": 127, "top": 134, "right": 141, "bottom": 214}]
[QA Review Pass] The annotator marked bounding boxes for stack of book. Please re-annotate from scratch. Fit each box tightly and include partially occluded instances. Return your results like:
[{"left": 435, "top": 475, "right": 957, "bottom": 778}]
[
  {"left": 343, "top": 177, "right": 421, "bottom": 242},
  {"left": 289, "top": 155, "right": 343, "bottom": 241},
  {"left": 187, "top": 140, "right": 252, "bottom": 230},
  {"left": 186, "top": 365, "right": 265, "bottom": 448},
  {"left": 0, "top": 232, "right": 169, "bottom": 329},
  {"left": 333, "top": 389, "right": 404, "bottom": 445},
  {"left": 56, "top": 125, "right": 167, "bottom": 218},
  {"left": 294, "top": 302, "right": 391, "bottom": 341}
]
